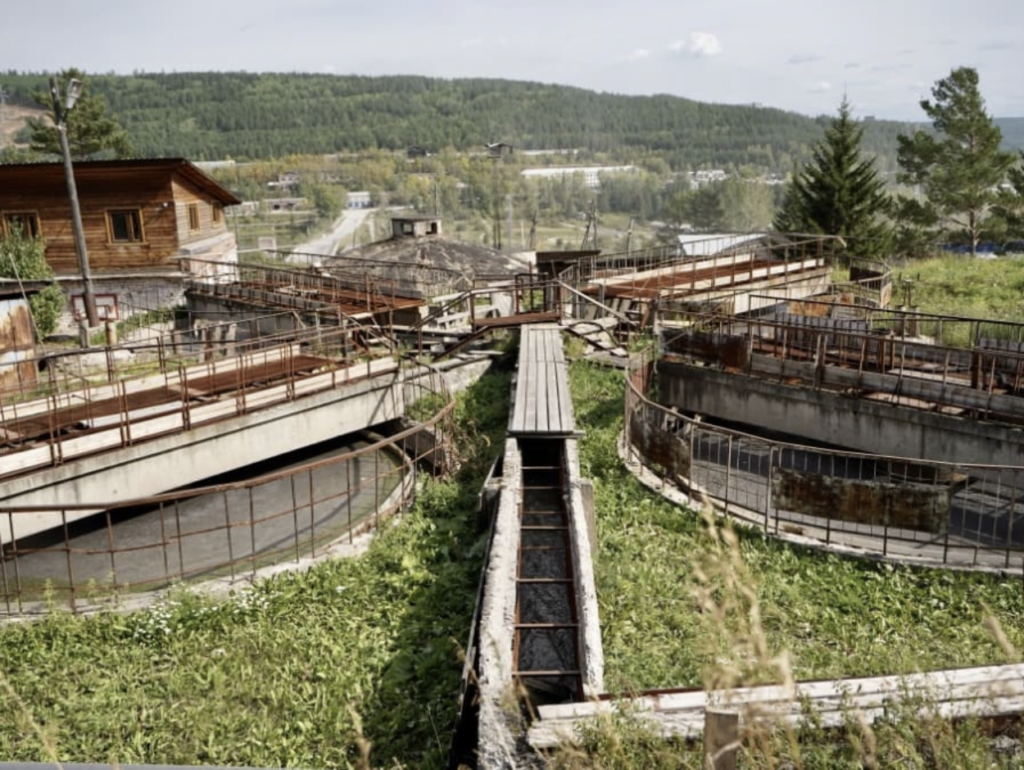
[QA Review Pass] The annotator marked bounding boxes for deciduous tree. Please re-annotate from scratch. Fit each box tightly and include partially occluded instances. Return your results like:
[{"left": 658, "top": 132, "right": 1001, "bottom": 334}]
[{"left": 896, "top": 67, "right": 1014, "bottom": 256}]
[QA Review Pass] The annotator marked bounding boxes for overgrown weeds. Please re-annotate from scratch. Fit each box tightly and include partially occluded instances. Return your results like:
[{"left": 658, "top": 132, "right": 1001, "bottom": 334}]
[
  {"left": 562, "top": 359, "right": 1024, "bottom": 767},
  {"left": 0, "top": 370, "right": 510, "bottom": 768}
]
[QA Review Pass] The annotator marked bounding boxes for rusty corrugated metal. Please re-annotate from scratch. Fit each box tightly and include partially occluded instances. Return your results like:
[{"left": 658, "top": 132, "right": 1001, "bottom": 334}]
[{"left": 772, "top": 469, "right": 949, "bottom": 533}]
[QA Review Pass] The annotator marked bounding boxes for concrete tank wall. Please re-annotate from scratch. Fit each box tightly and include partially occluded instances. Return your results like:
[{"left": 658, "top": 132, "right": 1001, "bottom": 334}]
[{"left": 657, "top": 360, "right": 1024, "bottom": 467}]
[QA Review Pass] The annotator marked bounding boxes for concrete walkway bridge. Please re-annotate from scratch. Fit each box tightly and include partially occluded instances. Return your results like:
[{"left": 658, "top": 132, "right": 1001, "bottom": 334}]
[{"left": 0, "top": 311, "right": 491, "bottom": 575}]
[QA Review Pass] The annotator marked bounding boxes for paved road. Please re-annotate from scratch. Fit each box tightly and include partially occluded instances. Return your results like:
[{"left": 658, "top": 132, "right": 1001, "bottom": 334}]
[{"left": 290, "top": 207, "right": 375, "bottom": 262}]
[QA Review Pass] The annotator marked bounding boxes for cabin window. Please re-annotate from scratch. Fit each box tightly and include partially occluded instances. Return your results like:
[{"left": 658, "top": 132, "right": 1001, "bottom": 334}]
[
  {"left": 212, "top": 203, "right": 223, "bottom": 224},
  {"left": 3, "top": 211, "right": 40, "bottom": 238},
  {"left": 107, "top": 209, "right": 144, "bottom": 243},
  {"left": 187, "top": 203, "right": 201, "bottom": 232}
]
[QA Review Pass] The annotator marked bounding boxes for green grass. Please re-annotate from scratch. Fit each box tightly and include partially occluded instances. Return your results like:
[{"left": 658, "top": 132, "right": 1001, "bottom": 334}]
[
  {"left": 897, "top": 254, "right": 1024, "bottom": 323},
  {"left": 0, "top": 370, "right": 511, "bottom": 769},
  {"left": 569, "top": 360, "right": 1024, "bottom": 694},
  {"left": 560, "top": 359, "right": 1024, "bottom": 767}
]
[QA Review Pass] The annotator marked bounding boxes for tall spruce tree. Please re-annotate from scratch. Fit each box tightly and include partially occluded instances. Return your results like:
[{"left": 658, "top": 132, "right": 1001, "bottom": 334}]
[
  {"left": 27, "top": 68, "right": 132, "bottom": 160},
  {"left": 774, "top": 97, "right": 892, "bottom": 258},
  {"left": 896, "top": 67, "right": 1014, "bottom": 257}
]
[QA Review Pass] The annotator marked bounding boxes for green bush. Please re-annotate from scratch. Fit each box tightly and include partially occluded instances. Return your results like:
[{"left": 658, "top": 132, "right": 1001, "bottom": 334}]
[{"left": 0, "top": 228, "right": 65, "bottom": 339}]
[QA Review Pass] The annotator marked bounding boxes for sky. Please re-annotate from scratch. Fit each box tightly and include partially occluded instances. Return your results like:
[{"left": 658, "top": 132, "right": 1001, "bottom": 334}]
[{"left": 2, "top": 0, "right": 1022, "bottom": 120}]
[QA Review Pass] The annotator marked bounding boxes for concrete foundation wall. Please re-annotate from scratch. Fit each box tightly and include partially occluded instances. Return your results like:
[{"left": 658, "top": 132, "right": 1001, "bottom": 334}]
[
  {"left": 658, "top": 360, "right": 1024, "bottom": 467},
  {"left": 56, "top": 275, "right": 186, "bottom": 333}
]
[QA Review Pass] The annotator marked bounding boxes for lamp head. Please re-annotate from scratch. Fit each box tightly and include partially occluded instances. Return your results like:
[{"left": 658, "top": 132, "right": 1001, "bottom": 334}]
[{"left": 64, "top": 79, "right": 83, "bottom": 111}]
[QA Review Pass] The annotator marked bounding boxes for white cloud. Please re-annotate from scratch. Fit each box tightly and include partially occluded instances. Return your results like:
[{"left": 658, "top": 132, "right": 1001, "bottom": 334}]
[
  {"left": 619, "top": 48, "right": 651, "bottom": 63},
  {"left": 808, "top": 81, "right": 832, "bottom": 93},
  {"left": 669, "top": 32, "right": 722, "bottom": 58}
]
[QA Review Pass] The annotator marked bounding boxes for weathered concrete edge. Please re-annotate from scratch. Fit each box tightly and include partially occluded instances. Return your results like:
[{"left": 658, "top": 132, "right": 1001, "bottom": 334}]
[
  {"left": 564, "top": 438, "right": 604, "bottom": 694},
  {"left": 476, "top": 437, "right": 522, "bottom": 769}
]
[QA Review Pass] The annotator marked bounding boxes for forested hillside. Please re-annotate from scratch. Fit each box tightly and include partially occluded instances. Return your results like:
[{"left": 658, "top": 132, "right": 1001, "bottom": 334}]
[{"left": 0, "top": 71, "right": 921, "bottom": 170}]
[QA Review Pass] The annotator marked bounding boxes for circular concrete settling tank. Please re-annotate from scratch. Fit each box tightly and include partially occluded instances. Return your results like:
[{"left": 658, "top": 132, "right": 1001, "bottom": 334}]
[{"left": 5, "top": 434, "right": 404, "bottom": 593}]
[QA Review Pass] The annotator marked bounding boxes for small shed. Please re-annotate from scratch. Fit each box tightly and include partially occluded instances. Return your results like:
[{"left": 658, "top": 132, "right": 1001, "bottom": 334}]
[{"left": 391, "top": 216, "right": 442, "bottom": 239}]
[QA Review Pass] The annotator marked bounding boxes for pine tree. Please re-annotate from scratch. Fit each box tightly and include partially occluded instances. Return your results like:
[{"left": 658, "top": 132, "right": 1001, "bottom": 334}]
[
  {"left": 993, "top": 151, "right": 1024, "bottom": 244},
  {"left": 896, "top": 67, "right": 1014, "bottom": 257},
  {"left": 774, "top": 97, "right": 892, "bottom": 259},
  {"left": 27, "top": 68, "right": 133, "bottom": 160}
]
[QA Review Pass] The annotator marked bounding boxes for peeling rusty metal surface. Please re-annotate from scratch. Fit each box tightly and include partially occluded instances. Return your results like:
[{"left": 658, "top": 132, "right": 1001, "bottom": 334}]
[
  {"left": 628, "top": 410, "right": 691, "bottom": 481},
  {"left": 663, "top": 331, "right": 749, "bottom": 369},
  {"left": 772, "top": 468, "right": 950, "bottom": 533}
]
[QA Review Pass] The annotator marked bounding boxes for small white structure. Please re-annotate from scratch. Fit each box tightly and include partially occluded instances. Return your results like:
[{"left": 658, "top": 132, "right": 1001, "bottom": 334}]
[
  {"left": 347, "top": 191, "right": 373, "bottom": 209},
  {"left": 521, "top": 165, "right": 637, "bottom": 189},
  {"left": 391, "top": 216, "right": 442, "bottom": 239}
]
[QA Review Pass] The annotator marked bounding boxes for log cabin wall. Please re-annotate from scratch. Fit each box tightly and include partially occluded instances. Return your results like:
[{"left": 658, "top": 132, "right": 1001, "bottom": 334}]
[
  {"left": 172, "top": 178, "right": 230, "bottom": 248},
  {"left": 0, "top": 160, "right": 240, "bottom": 277}
]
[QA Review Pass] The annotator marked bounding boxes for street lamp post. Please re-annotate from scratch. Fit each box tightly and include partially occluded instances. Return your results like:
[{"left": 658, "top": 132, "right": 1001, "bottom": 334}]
[{"left": 50, "top": 76, "right": 99, "bottom": 328}]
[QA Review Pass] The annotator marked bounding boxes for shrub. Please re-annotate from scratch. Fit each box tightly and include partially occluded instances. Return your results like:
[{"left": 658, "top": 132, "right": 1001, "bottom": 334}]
[{"left": 0, "top": 228, "right": 65, "bottom": 339}]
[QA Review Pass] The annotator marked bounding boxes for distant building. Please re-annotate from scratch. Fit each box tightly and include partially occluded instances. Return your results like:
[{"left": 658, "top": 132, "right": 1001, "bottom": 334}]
[
  {"left": 487, "top": 142, "right": 515, "bottom": 159},
  {"left": 267, "top": 171, "right": 300, "bottom": 190},
  {"left": 521, "top": 165, "right": 638, "bottom": 189},
  {"left": 347, "top": 191, "right": 373, "bottom": 209},
  {"left": 690, "top": 169, "right": 728, "bottom": 188},
  {"left": 391, "top": 215, "right": 442, "bottom": 239},
  {"left": 264, "top": 197, "right": 306, "bottom": 212}
]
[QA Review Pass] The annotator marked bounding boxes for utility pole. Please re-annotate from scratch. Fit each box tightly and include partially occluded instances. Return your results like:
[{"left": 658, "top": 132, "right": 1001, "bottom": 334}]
[
  {"left": 490, "top": 158, "right": 501, "bottom": 250},
  {"left": 51, "top": 76, "right": 99, "bottom": 328}
]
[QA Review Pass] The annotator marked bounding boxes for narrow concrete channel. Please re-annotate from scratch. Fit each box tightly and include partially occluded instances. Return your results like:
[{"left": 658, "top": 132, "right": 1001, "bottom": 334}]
[
  {"left": 514, "top": 437, "right": 583, "bottom": 706},
  {"left": 469, "top": 326, "right": 603, "bottom": 767}
]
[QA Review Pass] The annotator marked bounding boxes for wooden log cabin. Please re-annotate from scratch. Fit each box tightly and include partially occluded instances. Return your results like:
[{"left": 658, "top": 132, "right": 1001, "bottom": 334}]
[{"left": 0, "top": 158, "right": 240, "bottom": 326}]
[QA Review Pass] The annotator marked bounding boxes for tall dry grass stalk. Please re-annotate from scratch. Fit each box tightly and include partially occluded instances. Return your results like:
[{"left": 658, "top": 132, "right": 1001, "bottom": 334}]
[{"left": 688, "top": 505, "right": 863, "bottom": 769}]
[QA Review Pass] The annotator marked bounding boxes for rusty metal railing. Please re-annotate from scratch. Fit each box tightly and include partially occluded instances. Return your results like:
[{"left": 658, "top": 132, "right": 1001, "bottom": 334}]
[
  {"left": 624, "top": 350, "right": 1024, "bottom": 573},
  {"left": 0, "top": 327, "right": 398, "bottom": 479},
  {"left": 0, "top": 366, "right": 455, "bottom": 618},
  {"left": 660, "top": 306, "right": 1024, "bottom": 424}
]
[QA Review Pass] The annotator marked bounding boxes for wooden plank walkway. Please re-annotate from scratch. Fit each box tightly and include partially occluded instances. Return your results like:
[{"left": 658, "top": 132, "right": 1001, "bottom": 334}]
[{"left": 509, "top": 325, "right": 575, "bottom": 436}]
